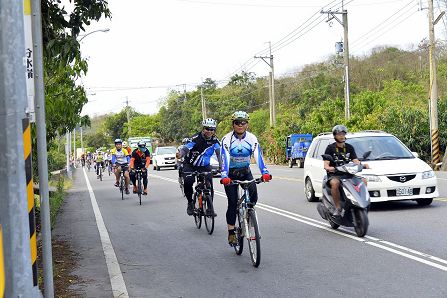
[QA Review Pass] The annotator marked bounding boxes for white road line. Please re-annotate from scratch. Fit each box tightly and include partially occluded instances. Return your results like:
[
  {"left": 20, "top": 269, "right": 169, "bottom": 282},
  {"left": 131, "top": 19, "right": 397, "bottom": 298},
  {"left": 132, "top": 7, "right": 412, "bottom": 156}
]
[
  {"left": 83, "top": 168, "right": 129, "bottom": 298},
  {"left": 151, "top": 173, "right": 447, "bottom": 272}
]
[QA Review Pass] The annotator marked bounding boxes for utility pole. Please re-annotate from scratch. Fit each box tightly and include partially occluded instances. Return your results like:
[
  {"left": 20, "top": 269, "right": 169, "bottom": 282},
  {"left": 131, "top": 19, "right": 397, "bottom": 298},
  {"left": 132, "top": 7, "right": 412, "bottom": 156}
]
[
  {"left": 321, "top": 2, "right": 351, "bottom": 119},
  {"left": 0, "top": 0, "right": 34, "bottom": 296},
  {"left": 428, "top": 0, "right": 442, "bottom": 169},
  {"left": 125, "top": 96, "right": 131, "bottom": 135},
  {"left": 255, "top": 41, "right": 276, "bottom": 127},
  {"left": 80, "top": 123, "right": 84, "bottom": 154},
  {"left": 200, "top": 84, "right": 206, "bottom": 120},
  {"left": 66, "top": 131, "right": 71, "bottom": 179},
  {"left": 73, "top": 128, "right": 76, "bottom": 168}
]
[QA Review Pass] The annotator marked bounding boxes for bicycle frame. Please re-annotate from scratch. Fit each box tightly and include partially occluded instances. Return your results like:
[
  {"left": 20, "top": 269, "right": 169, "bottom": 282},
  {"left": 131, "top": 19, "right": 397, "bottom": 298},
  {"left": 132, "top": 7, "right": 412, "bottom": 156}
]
[{"left": 234, "top": 179, "right": 262, "bottom": 239}]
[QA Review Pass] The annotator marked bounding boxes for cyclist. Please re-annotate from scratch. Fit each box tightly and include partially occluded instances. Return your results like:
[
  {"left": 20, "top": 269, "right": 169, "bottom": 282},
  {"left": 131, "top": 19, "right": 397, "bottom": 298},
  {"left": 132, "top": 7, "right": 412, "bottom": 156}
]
[
  {"left": 80, "top": 152, "right": 86, "bottom": 167},
  {"left": 176, "top": 137, "right": 190, "bottom": 179},
  {"left": 86, "top": 151, "right": 93, "bottom": 168},
  {"left": 323, "top": 125, "right": 369, "bottom": 219},
  {"left": 95, "top": 151, "right": 105, "bottom": 179},
  {"left": 111, "top": 138, "right": 131, "bottom": 194},
  {"left": 220, "top": 111, "right": 272, "bottom": 245},
  {"left": 123, "top": 141, "right": 132, "bottom": 156},
  {"left": 178, "top": 118, "right": 221, "bottom": 216},
  {"left": 105, "top": 149, "right": 113, "bottom": 172},
  {"left": 129, "top": 140, "right": 151, "bottom": 195}
]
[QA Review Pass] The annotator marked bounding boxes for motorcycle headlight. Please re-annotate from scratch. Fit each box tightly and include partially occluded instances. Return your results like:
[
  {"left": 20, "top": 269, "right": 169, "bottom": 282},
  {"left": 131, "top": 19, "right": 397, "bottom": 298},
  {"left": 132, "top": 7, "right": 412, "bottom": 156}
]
[
  {"left": 422, "top": 170, "right": 435, "bottom": 179},
  {"left": 363, "top": 175, "right": 381, "bottom": 182}
]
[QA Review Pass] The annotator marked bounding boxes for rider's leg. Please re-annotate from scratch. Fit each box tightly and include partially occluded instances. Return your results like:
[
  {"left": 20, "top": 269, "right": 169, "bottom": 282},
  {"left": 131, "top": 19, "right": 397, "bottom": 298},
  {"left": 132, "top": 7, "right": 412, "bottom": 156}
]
[
  {"left": 124, "top": 170, "right": 130, "bottom": 188},
  {"left": 114, "top": 166, "right": 121, "bottom": 185},
  {"left": 244, "top": 172, "right": 258, "bottom": 205},
  {"left": 142, "top": 171, "right": 148, "bottom": 193},
  {"left": 329, "top": 177, "right": 342, "bottom": 211},
  {"left": 224, "top": 183, "right": 239, "bottom": 231}
]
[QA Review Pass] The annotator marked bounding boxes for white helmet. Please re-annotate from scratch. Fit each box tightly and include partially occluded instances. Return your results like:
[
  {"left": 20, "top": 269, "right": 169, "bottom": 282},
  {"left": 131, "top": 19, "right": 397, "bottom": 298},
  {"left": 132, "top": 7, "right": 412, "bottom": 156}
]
[
  {"left": 231, "top": 111, "right": 249, "bottom": 121},
  {"left": 202, "top": 118, "right": 217, "bottom": 128},
  {"left": 122, "top": 141, "right": 128, "bottom": 147}
]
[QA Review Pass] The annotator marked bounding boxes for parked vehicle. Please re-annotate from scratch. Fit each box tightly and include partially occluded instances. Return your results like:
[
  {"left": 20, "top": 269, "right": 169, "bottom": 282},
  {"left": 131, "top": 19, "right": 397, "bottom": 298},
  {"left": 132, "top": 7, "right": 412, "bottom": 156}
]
[
  {"left": 152, "top": 146, "right": 177, "bottom": 171},
  {"left": 304, "top": 131, "right": 439, "bottom": 205},
  {"left": 317, "top": 154, "right": 370, "bottom": 237},
  {"left": 128, "top": 137, "right": 153, "bottom": 155},
  {"left": 286, "top": 134, "right": 312, "bottom": 168}
]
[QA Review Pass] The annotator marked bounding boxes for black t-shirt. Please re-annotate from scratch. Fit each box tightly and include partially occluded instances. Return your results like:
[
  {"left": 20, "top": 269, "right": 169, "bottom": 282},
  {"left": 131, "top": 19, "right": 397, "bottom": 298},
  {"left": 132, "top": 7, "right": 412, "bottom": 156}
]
[
  {"left": 131, "top": 148, "right": 151, "bottom": 168},
  {"left": 324, "top": 142, "right": 358, "bottom": 169}
]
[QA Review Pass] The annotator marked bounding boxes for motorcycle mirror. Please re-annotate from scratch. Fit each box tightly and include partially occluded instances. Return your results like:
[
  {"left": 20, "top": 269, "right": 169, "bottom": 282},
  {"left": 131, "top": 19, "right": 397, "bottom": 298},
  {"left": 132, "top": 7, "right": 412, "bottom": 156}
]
[{"left": 363, "top": 151, "right": 372, "bottom": 159}]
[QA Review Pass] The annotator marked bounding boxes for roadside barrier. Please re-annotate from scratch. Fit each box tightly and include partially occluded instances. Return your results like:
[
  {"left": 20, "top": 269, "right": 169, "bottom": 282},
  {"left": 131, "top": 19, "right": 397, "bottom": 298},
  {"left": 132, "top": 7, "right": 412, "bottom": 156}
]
[{"left": 23, "top": 118, "right": 37, "bottom": 286}]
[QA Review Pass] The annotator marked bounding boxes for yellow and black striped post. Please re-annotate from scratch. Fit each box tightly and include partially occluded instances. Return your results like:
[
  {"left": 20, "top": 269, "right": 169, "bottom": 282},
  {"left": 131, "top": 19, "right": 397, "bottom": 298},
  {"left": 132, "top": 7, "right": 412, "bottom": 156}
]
[
  {"left": 0, "top": 225, "right": 5, "bottom": 297},
  {"left": 431, "top": 129, "right": 441, "bottom": 170},
  {"left": 22, "top": 118, "right": 37, "bottom": 287}
]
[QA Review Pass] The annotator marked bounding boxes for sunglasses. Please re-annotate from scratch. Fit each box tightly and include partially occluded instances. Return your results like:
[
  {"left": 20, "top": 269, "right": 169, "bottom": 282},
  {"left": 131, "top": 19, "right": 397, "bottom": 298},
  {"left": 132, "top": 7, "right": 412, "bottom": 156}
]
[
  {"left": 233, "top": 120, "right": 248, "bottom": 126},
  {"left": 204, "top": 127, "right": 216, "bottom": 131}
]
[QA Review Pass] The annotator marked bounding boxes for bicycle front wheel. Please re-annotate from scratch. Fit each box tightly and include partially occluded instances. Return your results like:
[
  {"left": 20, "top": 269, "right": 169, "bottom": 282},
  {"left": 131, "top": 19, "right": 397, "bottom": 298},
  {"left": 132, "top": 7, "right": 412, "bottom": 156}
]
[
  {"left": 234, "top": 209, "right": 244, "bottom": 255},
  {"left": 193, "top": 192, "right": 202, "bottom": 229},
  {"left": 203, "top": 194, "right": 214, "bottom": 235},
  {"left": 138, "top": 177, "right": 142, "bottom": 205},
  {"left": 247, "top": 209, "right": 261, "bottom": 267},
  {"left": 120, "top": 175, "right": 124, "bottom": 200}
]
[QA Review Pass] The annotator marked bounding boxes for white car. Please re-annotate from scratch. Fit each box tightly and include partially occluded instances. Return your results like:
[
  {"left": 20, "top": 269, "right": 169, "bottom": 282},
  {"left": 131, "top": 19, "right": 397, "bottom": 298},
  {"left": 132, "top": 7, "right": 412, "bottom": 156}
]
[
  {"left": 303, "top": 131, "right": 439, "bottom": 206},
  {"left": 153, "top": 146, "right": 178, "bottom": 171}
]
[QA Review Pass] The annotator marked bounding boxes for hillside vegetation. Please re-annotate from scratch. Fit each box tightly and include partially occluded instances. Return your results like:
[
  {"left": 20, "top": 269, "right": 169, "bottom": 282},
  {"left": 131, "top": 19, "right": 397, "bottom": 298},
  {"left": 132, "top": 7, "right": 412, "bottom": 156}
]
[{"left": 87, "top": 46, "right": 447, "bottom": 167}]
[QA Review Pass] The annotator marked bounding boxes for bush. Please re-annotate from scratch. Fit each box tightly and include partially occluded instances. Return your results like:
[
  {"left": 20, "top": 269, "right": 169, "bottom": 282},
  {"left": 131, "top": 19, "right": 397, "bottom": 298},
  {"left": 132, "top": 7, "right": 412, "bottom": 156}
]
[{"left": 48, "top": 149, "right": 66, "bottom": 172}]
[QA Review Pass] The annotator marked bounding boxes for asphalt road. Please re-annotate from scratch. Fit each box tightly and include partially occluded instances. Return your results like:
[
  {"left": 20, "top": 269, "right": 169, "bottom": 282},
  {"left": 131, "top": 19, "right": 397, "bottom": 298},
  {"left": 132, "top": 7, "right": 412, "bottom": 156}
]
[{"left": 79, "top": 165, "right": 447, "bottom": 298}]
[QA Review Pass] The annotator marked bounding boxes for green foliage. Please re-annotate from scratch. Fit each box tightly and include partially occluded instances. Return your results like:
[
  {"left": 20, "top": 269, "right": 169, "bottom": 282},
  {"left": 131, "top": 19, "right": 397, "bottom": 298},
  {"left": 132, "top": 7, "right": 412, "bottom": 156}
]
[{"left": 128, "top": 114, "right": 160, "bottom": 137}]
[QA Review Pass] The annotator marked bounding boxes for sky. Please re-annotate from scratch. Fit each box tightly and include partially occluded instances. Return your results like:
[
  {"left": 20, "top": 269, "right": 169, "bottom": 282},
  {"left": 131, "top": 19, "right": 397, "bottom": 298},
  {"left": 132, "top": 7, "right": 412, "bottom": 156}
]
[{"left": 78, "top": 0, "right": 447, "bottom": 118}]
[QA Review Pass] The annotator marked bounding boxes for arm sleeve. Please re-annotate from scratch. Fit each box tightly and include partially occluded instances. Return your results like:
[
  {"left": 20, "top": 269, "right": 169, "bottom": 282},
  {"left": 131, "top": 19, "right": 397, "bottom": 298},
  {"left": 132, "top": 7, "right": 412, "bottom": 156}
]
[
  {"left": 252, "top": 137, "right": 269, "bottom": 174},
  {"left": 111, "top": 154, "right": 116, "bottom": 164},
  {"left": 220, "top": 137, "right": 230, "bottom": 178}
]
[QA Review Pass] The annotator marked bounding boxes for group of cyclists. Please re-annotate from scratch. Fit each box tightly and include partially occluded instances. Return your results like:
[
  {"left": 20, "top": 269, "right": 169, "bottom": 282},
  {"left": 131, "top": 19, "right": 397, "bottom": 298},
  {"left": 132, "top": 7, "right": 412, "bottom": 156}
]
[
  {"left": 79, "top": 110, "right": 359, "bottom": 247},
  {"left": 176, "top": 111, "right": 272, "bottom": 245}
]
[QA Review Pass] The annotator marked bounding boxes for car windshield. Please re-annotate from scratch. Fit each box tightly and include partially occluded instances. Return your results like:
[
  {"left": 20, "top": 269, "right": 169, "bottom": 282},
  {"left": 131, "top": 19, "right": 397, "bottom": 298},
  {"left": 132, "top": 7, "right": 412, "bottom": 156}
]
[
  {"left": 156, "top": 147, "right": 176, "bottom": 155},
  {"left": 348, "top": 136, "right": 414, "bottom": 160}
]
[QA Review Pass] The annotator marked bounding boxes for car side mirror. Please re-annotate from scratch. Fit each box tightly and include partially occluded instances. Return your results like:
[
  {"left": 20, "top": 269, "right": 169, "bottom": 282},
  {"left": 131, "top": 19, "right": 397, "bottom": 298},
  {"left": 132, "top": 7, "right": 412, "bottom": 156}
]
[{"left": 412, "top": 152, "right": 419, "bottom": 158}]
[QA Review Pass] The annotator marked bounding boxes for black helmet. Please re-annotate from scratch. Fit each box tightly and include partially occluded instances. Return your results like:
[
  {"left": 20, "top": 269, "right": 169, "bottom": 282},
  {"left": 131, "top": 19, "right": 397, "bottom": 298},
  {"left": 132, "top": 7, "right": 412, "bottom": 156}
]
[{"left": 332, "top": 125, "right": 348, "bottom": 136}]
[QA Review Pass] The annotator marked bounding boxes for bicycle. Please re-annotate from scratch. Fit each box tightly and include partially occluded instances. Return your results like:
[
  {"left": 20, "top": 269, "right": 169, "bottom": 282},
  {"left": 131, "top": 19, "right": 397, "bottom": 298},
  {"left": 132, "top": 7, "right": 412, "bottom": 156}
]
[
  {"left": 184, "top": 170, "right": 216, "bottom": 235},
  {"left": 97, "top": 163, "right": 103, "bottom": 181},
  {"left": 231, "top": 177, "right": 264, "bottom": 268},
  {"left": 86, "top": 160, "right": 91, "bottom": 171},
  {"left": 115, "top": 165, "right": 127, "bottom": 200},
  {"left": 134, "top": 169, "right": 144, "bottom": 205}
]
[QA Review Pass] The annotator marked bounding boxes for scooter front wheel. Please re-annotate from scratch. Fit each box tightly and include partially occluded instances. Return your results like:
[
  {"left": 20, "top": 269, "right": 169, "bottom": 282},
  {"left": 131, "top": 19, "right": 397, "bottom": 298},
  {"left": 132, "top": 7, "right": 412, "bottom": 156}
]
[
  {"left": 328, "top": 218, "right": 340, "bottom": 229},
  {"left": 353, "top": 209, "right": 369, "bottom": 237}
]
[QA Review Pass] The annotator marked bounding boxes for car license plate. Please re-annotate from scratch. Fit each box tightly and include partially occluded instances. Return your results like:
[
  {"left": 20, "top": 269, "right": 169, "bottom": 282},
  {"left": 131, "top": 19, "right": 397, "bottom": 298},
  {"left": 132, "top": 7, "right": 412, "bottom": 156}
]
[{"left": 396, "top": 187, "right": 413, "bottom": 196}]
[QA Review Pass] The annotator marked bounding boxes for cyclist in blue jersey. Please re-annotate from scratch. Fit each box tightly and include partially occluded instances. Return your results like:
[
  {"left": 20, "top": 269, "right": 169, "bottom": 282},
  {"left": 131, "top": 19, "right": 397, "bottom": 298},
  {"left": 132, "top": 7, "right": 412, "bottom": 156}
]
[
  {"left": 220, "top": 111, "right": 272, "bottom": 245},
  {"left": 178, "top": 118, "right": 221, "bottom": 216}
]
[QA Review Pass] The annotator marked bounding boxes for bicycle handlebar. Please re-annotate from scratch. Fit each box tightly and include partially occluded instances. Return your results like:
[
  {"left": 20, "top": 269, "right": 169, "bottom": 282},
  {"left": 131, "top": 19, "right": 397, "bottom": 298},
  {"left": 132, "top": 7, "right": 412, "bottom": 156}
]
[
  {"left": 230, "top": 177, "right": 264, "bottom": 185},
  {"left": 183, "top": 170, "right": 219, "bottom": 177}
]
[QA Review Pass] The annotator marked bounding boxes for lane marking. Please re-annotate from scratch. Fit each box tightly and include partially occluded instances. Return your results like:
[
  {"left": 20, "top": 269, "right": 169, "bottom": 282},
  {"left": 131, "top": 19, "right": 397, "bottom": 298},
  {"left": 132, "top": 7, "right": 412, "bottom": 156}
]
[
  {"left": 150, "top": 173, "right": 447, "bottom": 272},
  {"left": 83, "top": 168, "right": 129, "bottom": 298}
]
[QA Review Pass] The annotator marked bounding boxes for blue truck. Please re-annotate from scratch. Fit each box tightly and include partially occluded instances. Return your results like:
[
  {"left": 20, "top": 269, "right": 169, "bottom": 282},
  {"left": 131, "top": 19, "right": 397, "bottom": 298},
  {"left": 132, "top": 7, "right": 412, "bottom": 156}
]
[{"left": 285, "top": 134, "right": 312, "bottom": 168}]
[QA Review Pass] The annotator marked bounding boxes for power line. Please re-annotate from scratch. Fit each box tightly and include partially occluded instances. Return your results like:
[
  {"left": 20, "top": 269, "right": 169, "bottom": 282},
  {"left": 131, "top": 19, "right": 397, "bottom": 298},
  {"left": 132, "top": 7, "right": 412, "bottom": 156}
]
[{"left": 351, "top": 2, "right": 420, "bottom": 53}]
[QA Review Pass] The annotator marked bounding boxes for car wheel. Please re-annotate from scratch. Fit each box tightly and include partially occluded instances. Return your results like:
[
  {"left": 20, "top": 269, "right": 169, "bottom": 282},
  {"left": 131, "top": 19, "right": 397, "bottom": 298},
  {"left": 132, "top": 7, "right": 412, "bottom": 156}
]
[
  {"left": 174, "top": 165, "right": 178, "bottom": 170},
  {"left": 288, "top": 159, "right": 293, "bottom": 168},
  {"left": 305, "top": 178, "right": 318, "bottom": 202},
  {"left": 297, "top": 159, "right": 303, "bottom": 168},
  {"left": 416, "top": 198, "right": 433, "bottom": 206},
  {"left": 156, "top": 166, "right": 160, "bottom": 171}
]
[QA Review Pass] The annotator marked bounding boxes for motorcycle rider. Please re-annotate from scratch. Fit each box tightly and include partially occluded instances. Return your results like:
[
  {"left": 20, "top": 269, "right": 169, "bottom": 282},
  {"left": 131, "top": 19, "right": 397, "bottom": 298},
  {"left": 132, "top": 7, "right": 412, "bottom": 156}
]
[{"left": 323, "top": 125, "right": 369, "bottom": 219}]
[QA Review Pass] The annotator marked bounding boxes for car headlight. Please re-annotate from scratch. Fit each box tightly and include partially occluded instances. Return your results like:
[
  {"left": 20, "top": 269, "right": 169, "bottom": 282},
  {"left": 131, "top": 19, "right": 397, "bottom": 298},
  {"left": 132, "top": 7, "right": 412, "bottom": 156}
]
[
  {"left": 422, "top": 170, "right": 435, "bottom": 179},
  {"left": 363, "top": 175, "right": 381, "bottom": 182}
]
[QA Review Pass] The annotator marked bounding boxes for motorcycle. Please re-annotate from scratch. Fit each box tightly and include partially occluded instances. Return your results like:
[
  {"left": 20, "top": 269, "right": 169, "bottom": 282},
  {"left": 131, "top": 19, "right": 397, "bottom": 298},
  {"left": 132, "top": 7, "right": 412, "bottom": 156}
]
[{"left": 317, "top": 153, "right": 371, "bottom": 237}]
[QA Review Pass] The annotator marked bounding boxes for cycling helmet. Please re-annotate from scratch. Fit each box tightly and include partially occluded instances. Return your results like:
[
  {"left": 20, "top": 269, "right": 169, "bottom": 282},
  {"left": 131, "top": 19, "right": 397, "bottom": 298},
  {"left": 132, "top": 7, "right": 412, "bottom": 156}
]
[
  {"left": 231, "top": 111, "right": 250, "bottom": 121},
  {"left": 123, "top": 141, "right": 128, "bottom": 147},
  {"left": 332, "top": 125, "right": 348, "bottom": 136},
  {"left": 137, "top": 140, "right": 146, "bottom": 147},
  {"left": 202, "top": 118, "right": 217, "bottom": 128},
  {"left": 114, "top": 138, "right": 123, "bottom": 144}
]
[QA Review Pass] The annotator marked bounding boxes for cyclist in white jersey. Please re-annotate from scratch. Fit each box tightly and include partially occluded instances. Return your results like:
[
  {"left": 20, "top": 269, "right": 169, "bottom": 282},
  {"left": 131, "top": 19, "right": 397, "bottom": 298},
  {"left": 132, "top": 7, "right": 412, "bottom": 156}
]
[
  {"left": 220, "top": 111, "right": 272, "bottom": 245},
  {"left": 111, "top": 138, "right": 131, "bottom": 194}
]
